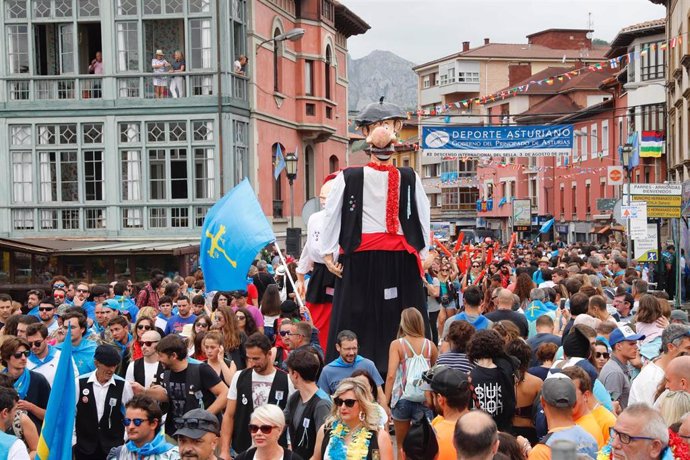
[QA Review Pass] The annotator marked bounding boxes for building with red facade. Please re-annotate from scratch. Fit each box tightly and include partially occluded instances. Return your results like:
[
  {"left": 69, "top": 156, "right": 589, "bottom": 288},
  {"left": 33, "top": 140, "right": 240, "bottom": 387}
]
[{"left": 250, "top": 0, "right": 368, "bottom": 230}]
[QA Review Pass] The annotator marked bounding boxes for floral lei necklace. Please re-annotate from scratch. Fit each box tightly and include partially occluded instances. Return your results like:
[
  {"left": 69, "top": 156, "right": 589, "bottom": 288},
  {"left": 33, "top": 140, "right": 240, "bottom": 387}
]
[
  {"left": 597, "top": 430, "right": 690, "bottom": 460},
  {"left": 328, "top": 420, "right": 373, "bottom": 460}
]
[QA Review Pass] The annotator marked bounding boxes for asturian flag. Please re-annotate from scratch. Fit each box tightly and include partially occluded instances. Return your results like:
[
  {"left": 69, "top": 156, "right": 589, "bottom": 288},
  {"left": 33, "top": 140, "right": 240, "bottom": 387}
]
[{"left": 200, "top": 179, "right": 275, "bottom": 292}]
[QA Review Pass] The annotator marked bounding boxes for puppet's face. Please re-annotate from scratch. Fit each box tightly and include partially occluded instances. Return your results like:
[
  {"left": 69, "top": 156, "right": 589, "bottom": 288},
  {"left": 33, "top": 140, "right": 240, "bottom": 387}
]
[{"left": 361, "top": 119, "right": 402, "bottom": 160}]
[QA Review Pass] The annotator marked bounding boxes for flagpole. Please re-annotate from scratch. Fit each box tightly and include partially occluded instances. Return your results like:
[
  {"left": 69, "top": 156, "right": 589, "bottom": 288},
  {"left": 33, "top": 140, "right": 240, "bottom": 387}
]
[{"left": 273, "top": 239, "right": 305, "bottom": 310}]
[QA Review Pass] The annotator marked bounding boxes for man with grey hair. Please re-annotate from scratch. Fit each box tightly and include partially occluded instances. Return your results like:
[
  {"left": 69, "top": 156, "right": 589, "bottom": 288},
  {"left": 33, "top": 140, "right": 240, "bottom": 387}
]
[
  {"left": 524, "top": 287, "right": 555, "bottom": 339},
  {"left": 629, "top": 324, "right": 690, "bottom": 406},
  {"left": 252, "top": 260, "right": 276, "bottom": 303},
  {"left": 611, "top": 403, "right": 668, "bottom": 460},
  {"left": 678, "top": 412, "right": 690, "bottom": 446},
  {"left": 485, "top": 288, "right": 528, "bottom": 338}
]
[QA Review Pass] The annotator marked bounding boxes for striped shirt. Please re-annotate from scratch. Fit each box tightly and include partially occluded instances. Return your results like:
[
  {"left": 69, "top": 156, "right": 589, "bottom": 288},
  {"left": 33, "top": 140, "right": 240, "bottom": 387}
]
[{"left": 436, "top": 352, "right": 473, "bottom": 374}]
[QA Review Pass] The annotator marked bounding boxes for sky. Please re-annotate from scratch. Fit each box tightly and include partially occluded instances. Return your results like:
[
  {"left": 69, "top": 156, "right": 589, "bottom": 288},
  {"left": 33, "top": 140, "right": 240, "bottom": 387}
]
[{"left": 339, "top": 0, "right": 667, "bottom": 64}]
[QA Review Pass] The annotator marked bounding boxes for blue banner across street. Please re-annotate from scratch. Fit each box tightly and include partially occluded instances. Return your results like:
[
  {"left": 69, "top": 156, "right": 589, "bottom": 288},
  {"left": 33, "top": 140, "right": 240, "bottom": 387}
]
[{"left": 421, "top": 125, "right": 573, "bottom": 157}]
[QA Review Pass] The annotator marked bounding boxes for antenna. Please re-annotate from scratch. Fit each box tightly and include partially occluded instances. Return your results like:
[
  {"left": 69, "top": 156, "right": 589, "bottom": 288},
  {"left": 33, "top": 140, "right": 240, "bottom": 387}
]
[{"left": 586, "top": 12, "right": 594, "bottom": 40}]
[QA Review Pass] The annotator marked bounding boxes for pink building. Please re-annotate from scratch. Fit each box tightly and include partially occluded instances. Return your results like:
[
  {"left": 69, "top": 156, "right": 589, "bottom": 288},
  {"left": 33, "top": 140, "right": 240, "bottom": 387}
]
[
  {"left": 250, "top": 0, "right": 368, "bottom": 228},
  {"left": 478, "top": 66, "right": 621, "bottom": 241}
]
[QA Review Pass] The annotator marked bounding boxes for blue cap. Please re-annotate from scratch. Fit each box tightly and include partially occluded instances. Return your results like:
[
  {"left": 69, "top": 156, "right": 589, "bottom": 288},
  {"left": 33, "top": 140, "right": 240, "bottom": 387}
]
[
  {"left": 102, "top": 298, "right": 126, "bottom": 312},
  {"left": 609, "top": 325, "right": 645, "bottom": 347}
]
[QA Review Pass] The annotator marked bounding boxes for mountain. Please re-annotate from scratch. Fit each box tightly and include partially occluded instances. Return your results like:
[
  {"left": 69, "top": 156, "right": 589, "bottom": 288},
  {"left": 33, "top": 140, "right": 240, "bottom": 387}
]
[{"left": 348, "top": 50, "right": 417, "bottom": 112}]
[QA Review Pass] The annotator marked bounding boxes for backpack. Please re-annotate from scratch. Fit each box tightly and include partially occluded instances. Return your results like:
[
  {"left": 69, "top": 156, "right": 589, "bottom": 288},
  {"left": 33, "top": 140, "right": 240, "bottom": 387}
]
[
  {"left": 399, "top": 338, "right": 431, "bottom": 403},
  {"left": 436, "top": 280, "right": 456, "bottom": 307}
]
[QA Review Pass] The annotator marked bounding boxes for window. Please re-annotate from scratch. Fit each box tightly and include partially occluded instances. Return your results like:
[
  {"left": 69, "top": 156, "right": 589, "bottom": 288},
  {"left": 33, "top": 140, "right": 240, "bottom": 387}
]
[
  {"left": 121, "top": 150, "right": 142, "bottom": 200},
  {"left": 304, "top": 145, "right": 315, "bottom": 199},
  {"left": 581, "top": 128, "right": 588, "bottom": 161},
  {"left": 590, "top": 125, "right": 597, "bottom": 159},
  {"left": 272, "top": 143, "right": 284, "bottom": 218},
  {"left": 458, "top": 72, "right": 480, "bottom": 83},
  {"left": 190, "top": 19, "right": 212, "bottom": 69},
  {"left": 273, "top": 28, "right": 282, "bottom": 92},
  {"left": 439, "top": 73, "right": 448, "bottom": 85},
  {"left": 640, "top": 104, "right": 665, "bottom": 132},
  {"left": 233, "top": 120, "right": 248, "bottom": 185},
  {"left": 560, "top": 185, "right": 565, "bottom": 216},
  {"left": 447, "top": 68, "right": 455, "bottom": 83},
  {"left": 571, "top": 184, "right": 577, "bottom": 216},
  {"left": 641, "top": 40, "right": 665, "bottom": 80},
  {"left": 116, "top": 22, "right": 139, "bottom": 72},
  {"left": 325, "top": 45, "right": 332, "bottom": 100},
  {"left": 230, "top": 0, "right": 247, "bottom": 63},
  {"left": 423, "top": 76, "right": 430, "bottom": 89},
  {"left": 628, "top": 48, "right": 636, "bottom": 82},
  {"left": 602, "top": 121, "right": 609, "bottom": 156},
  {"left": 84, "top": 151, "right": 103, "bottom": 200},
  {"left": 329, "top": 155, "right": 339, "bottom": 173},
  {"left": 305, "top": 60, "right": 314, "bottom": 96},
  {"left": 586, "top": 183, "right": 591, "bottom": 214},
  {"left": 7, "top": 25, "right": 29, "bottom": 74},
  {"left": 12, "top": 151, "right": 32, "bottom": 203},
  {"left": 194, "top": 148, "right": 214, "bottom": 199}
]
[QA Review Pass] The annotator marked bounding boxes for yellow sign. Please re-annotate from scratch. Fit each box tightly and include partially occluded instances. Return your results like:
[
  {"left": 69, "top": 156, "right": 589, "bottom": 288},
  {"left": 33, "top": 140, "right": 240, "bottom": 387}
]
[
  {"left": 630, "top": 194, "right": 681, "bottom": 218},
  {"left": 631, "top": 195, "right": 682, "bottom": 206},
  {"left": 646, "top": 207, "right": 681, "bottom": 218}
]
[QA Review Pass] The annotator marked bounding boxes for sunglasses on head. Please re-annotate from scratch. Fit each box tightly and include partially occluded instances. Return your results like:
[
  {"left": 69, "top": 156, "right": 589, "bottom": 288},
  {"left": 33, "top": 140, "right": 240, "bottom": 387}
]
[
  {"left": 39, "top": 307, "right": 54, "bottom": 312},
  {"left": 12, "top": 350, "right": 30, "bottom": 359},
  {"left": 596, "top": 352, "right": 610, "bottom": 359},
  {"left": 53, "top": 283, "right": 66, "bottom": 289},
  {"left": 137, "top": 324, "right": 152, "bottom": 331},
  {"left": 123, "top": 418, "right": 150, "bottom": 427},
  {"left": 333, "top": 397, "right": 357, "bottom": 408},
  {"left": 174, "top": 418, "right": 217, "bottom": 433},
  {"left": 139, "top": 340, "right": 159, "bottom": 347},
  {"left": 249, "top": 424, "right": 277, "bottom": 434},
  {"left": 29, "top": 340, "right": 43, "bottom": 348}
]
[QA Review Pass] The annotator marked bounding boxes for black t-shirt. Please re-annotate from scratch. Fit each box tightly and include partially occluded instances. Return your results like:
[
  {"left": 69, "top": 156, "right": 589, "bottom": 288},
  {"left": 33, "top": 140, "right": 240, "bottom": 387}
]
[
  {"left": 253, "top": 273, "right": 276, "bottom": 302},
  {"left": 235, "top": 447, "right": 303, "bottom": 460},
  {"left": 25, "top": 370, "right": 50, "bottom": 432},
  {"left": 485, "top": 310, "right": 529, "bottom": 338},
  {"left": 164, "top": 362, "right": 222, "bottom": 435},
  {"left": 470, "top": 363, "right": 516, "bottom": 431}
]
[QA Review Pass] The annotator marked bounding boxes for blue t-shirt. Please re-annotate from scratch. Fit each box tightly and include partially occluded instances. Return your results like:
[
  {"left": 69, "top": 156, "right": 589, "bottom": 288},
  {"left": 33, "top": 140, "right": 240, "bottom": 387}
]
[
  {"left": 164, "top": 314, "right": 197, "bottom": 335},
  {"left": 318, "top": 357, "right": 384, "bottom": 395},
  {"left": 544, "top": 425, "right": 598, "bottom": 458}
]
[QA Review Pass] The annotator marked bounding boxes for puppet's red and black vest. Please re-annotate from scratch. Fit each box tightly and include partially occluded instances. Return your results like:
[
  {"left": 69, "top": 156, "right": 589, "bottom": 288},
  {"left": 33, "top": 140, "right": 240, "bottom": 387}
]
[{"left": 339, "top": 166, "right": 425, "bottom": 255}]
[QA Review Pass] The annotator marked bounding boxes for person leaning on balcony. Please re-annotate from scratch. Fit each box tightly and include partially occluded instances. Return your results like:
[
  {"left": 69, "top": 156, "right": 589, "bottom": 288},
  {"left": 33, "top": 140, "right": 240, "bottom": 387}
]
[
  {"left": 152, "top": 49, "right": 171, "bottom": 98},
  {"left": 169, "top": 50, "right": 186, "bottom": 98},
  {"left": 234, "top": 55, "right": 248, "bottom": 75}
]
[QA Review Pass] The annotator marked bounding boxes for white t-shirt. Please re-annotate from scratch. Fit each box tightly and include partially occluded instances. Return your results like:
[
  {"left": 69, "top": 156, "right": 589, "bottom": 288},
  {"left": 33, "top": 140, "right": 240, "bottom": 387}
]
[
  {"left": 26, "top": 349, "right": 78, "bottom": 386},
  {"left": 9, "top": 438, "right": 30, "bottom": 460},
  {"left": 264, "top": 314, "right": 279, "bottom": 329},
  {"left": 125, "top": 360, "right": 161, "bottom": 388},
  {"left": 629, "top": 361, "right": 664, "bottom": 406},
  {"left": 228, "top": 369, "right": 295, "bottom": 407}
]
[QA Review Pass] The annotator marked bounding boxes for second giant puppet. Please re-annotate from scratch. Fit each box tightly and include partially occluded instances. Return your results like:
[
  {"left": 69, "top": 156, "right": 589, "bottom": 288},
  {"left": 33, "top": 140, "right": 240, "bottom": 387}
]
[{"left": 319, "top": 98, "right": 431, "bottom": 374}]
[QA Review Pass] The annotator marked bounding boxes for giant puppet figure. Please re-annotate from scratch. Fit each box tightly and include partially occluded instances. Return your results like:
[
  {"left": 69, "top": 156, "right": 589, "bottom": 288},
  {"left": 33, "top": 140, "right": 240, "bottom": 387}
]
[
  {"left": 296, "top": 174, "right": 338, "bottom": 349},
  {"left": 319, "top": 98, "right": 431, "bottom": 374}
]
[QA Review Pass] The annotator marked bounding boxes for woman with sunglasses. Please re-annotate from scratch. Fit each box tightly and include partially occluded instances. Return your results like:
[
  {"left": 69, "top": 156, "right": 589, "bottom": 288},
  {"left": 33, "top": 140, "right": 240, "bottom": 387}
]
[
  {"left": 213, "top": 306, "right": 247, "bottom": 370},
  {"left": 130, "top": 316, "right": 155, "bottom": 361},
  {"left": 235, "top": 404, "right": 301, "bottom": 460},
  {"left": 203, "top": 330, "right": 236, "bottom": 385},
  {"left": 435, "top": 258, "right": 459, "bottom": 338},
  {"left": 188, "top": 315, "right": 212, "bottom": 355},
  {"left": 235, "top": 307, "right": 259, "bottom": 337},
  {"left": 594, "top": 340, "right": 610, "bottom": 372},
  {"left": 312, "top": 378, "right": 393, "bottom": 460}
]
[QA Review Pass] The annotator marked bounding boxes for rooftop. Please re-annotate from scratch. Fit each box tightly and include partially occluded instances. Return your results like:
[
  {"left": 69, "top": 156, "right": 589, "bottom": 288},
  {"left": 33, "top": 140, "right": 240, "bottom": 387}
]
[
  {"left": 414, "top": 43, "right": 608, "bottom": 71},
  {"left": 334, "top": 1, "right": 370, "bottom": 37},
  {"left": 491, "top": 65, "right": 617, "bottom": 97},
  {"left": 607, "top": 18, "right": 665, "bottom": 57},
  {"left": 513, "top": 94, "right": 582, "bottom": 122}
]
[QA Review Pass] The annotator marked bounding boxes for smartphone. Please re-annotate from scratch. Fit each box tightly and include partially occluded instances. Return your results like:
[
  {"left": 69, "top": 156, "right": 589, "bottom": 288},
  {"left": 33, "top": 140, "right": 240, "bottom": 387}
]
[{"left": 559, "top": 299, "right": 566, "bottom": 310}]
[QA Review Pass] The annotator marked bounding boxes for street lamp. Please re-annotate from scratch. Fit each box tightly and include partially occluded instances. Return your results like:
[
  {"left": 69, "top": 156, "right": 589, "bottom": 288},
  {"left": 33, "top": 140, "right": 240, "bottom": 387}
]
[
  {"left": 257, "top": 28, "right": 305, "bottom": 48},
  {"left": 285, "top": 151, "right": 298, "bottom": 228}
]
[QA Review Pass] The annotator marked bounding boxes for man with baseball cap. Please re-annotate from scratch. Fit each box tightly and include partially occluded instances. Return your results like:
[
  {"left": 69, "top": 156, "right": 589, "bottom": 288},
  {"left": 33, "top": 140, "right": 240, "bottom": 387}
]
[
  {"left": 420, "top": 366, "right": 471, "bottom": 460},
  {"left": 599, "top": 325, "right": 645, "bottom": 413},
  {"left": 75, "top": 344, "right": 133, "bottom": 460},
  {"left": 175, "top": 409, "right": 220, "bottom": 460},
  {"left": 529, "top": 375, "right": 598, "bottom": 460}
]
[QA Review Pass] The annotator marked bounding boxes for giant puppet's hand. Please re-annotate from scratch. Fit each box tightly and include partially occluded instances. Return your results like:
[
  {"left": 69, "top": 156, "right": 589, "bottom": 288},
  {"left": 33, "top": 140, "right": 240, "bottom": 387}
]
[{"left": 324, "top": 254, "right": 343, "bottom": 278}]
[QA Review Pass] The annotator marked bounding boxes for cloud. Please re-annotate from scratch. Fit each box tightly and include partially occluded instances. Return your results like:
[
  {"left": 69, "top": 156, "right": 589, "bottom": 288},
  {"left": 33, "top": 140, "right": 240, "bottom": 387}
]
[{"left": 340, "top": 0, "right": 666, "bottom": 64}]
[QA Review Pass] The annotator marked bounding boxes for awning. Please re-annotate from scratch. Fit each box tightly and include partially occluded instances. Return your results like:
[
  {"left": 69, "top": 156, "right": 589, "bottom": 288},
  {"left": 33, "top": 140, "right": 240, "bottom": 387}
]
[
  {"left": 0, "top": 238, "right": 199, "bottom": 256},
  {"left": 594, "top": 225, "right": 625, "bottom": 234}
]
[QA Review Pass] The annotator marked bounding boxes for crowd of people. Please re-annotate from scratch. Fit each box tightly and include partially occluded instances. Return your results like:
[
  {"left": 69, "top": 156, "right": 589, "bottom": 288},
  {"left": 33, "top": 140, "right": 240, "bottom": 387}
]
[{"left": 0, "top": 238, "right": 689, "bottom": 460}]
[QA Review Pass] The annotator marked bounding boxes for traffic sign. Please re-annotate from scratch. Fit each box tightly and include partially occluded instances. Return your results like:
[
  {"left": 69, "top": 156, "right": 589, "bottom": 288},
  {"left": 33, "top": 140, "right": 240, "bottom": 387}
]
[
  {"left": 624, "top": 183, "right": 682, "bottom": 218},
  {"left": 607, "top": 166, "right": 624, "bottom": 186}
]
